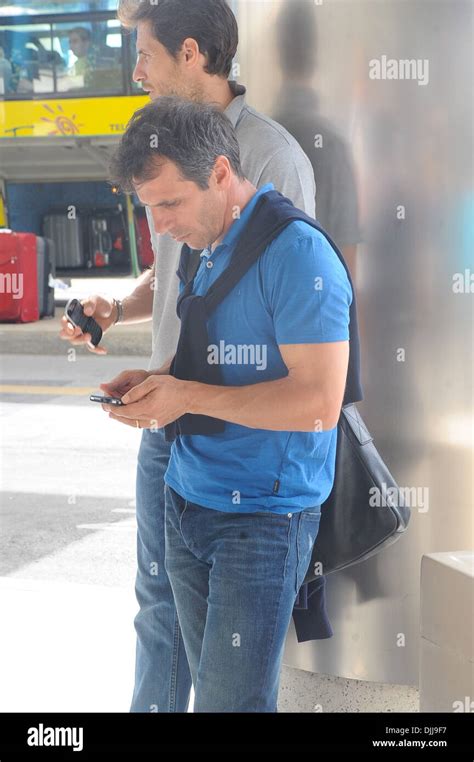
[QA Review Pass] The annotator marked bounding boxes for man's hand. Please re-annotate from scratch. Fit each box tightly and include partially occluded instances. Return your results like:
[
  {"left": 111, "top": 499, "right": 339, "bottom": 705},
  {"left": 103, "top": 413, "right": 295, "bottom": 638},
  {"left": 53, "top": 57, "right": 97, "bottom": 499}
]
[
  {"left": 103, "top": 375, "right": 189, "bottom": 429},
  {"left": 100, "top": 369, "right": 151, "bottom": 401},
  {"left": 59, "top": 295, "right": 116, "bottom": 355}
]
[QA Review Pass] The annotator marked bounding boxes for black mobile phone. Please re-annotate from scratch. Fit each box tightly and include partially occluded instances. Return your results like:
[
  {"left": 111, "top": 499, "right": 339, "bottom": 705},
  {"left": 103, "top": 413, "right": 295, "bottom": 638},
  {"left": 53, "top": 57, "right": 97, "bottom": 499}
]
[
  {"left": 90, "top": 394, "right": 124, "bottom": 406},
  {"left": 65, "top": 298, "right": 103, "bottom": 348}
]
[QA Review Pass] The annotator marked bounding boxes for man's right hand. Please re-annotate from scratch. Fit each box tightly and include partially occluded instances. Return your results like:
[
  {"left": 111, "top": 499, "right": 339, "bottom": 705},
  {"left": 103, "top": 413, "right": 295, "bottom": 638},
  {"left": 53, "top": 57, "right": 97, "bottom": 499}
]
[{"left": 59, "top": 295, "right": 117, "bottom": 355}]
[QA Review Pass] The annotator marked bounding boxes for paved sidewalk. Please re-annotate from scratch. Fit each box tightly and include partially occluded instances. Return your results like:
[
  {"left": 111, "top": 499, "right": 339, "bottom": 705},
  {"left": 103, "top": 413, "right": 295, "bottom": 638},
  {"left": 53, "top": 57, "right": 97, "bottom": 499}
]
[
  {"left": 0, "top": 308, "right": 152, "bottom": 356},
  {"left": 1, "top": 275, "right": 153, "bottom": 356},
  {"left": 0, "top": 576, "right": 137, "bottom": 712}
]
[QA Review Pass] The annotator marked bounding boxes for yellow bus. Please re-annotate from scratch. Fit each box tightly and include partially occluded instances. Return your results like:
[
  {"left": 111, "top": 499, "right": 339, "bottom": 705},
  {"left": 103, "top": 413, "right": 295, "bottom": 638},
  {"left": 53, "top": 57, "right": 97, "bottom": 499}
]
[{"left": 0, "top": 2, "right": 148, "bottom": 273}]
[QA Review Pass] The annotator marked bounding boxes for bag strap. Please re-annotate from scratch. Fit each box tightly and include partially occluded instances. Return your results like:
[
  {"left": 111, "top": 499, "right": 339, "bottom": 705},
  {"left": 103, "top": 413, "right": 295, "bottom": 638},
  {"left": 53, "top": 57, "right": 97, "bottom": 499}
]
[{"left": 342, "top": 404, "right": 373, "bottom": 446}]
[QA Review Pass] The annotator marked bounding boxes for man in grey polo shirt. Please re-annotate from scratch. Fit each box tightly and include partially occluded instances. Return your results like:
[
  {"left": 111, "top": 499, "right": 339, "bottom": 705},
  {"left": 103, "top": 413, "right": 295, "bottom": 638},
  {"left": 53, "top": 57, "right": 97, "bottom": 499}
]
[
  {"left": 149, "top": 77, "right": 315, "bottom": 372},
  {"left": 60, "top": 0, "right": 321, "bottom": 712}
]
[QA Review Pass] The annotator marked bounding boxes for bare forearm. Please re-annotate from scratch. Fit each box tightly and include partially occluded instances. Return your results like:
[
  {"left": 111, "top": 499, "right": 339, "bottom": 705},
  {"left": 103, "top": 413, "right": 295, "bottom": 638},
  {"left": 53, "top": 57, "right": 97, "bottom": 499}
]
[
  {"left": 120, "top": 266, "right": 155, "bottom": 324},
  {"left": 184, "top": 376, "right": 332, "bottom": 432}
]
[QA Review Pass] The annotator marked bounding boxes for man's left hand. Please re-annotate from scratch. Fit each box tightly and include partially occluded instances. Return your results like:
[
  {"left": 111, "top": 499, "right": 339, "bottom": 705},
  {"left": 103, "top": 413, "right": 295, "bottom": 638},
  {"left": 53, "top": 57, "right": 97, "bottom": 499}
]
[{"left": 103, "top": 375, "right": 189, "bottom": 429}]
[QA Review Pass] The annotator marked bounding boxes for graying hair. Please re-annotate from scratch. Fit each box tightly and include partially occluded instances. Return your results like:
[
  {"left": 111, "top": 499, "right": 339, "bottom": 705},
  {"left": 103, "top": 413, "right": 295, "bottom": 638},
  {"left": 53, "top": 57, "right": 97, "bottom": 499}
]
[{"left": 110, "top": 96, "right": 245, "bottom": 192}]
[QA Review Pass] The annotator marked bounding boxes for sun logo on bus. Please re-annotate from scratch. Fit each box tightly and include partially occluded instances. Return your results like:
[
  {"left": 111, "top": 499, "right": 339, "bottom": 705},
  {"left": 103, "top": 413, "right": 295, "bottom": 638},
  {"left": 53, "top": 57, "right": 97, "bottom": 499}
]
[{"left": 40, "top": 104, "right": 84, "bottom": 136}]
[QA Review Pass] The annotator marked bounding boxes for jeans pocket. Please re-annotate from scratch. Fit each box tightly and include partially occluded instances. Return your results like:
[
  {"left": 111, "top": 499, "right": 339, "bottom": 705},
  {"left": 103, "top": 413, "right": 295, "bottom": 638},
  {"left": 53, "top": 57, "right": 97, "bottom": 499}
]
[
  {"left": 295, "top": 509, "right": 321, "bottom": 592},
  {"left": 251, "top": 510, "right": 292, "bottom": 527},
  {"left": 165, "top": 485, "right": 189, "bottom": 534},
  {"left": 179, "top": 499, "right": 192, "bottom": 535}
]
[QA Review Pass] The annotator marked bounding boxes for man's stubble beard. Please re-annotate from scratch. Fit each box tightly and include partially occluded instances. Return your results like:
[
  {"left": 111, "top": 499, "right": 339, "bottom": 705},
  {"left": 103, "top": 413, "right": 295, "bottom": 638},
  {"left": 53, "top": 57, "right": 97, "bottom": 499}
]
[{"left": 165, "top": 77, "right": 206, "bottom": 104}]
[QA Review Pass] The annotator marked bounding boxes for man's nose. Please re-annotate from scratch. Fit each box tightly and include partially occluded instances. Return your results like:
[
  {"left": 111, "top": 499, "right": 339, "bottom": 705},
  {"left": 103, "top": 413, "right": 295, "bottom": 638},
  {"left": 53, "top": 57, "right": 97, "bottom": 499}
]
[
  {"left": 151, "top": 208, "right": 173, "bottom": 236},
  {"left": 133, "top": 58, "right": 144, "bottom": 83}
]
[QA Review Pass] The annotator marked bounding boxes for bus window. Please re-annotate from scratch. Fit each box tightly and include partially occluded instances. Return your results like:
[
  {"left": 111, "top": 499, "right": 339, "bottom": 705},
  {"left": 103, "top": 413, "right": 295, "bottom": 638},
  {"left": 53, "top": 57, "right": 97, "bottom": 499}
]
[
  {"left": 0, "top": 23, "right": 64, "bottom": 96},
  {"left": 54, "top": 20, "right": 123, "bottom": 95},
  {"left": 0, "top": 17, "right": 125, "bottom": 98},
  {"left": 126, "top": 28, "right": 143, "bottom": 95},
  {"left": 0, "top": 45, "right": 13, "bottom": 95}
]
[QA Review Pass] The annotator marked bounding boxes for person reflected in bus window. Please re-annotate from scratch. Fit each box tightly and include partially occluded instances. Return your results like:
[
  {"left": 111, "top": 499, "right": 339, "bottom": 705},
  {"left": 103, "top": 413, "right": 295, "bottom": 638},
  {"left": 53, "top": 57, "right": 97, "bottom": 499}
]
[
  {"left": 68, "top": 26, "right": 96, "bottom": 87},
  {"left": 0, "top": 46, "right": 13, "bottom": 94}
]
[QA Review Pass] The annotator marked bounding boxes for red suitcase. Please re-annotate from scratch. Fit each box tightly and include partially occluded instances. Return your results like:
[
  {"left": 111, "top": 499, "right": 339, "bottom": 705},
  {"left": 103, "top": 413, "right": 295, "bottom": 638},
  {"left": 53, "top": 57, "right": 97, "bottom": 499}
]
[{"left": 0, "top": 230, "right": 39, "bottom": 323}]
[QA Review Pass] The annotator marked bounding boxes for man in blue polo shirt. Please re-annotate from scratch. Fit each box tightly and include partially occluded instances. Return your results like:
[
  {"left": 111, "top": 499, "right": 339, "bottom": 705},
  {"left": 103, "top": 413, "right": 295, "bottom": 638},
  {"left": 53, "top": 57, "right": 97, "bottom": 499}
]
[
  {"left": 164, "top": 181, "right": 350, "bottom": 514},
  {"left": 106, "top": 97, "right": 351, "bottom": 712}
]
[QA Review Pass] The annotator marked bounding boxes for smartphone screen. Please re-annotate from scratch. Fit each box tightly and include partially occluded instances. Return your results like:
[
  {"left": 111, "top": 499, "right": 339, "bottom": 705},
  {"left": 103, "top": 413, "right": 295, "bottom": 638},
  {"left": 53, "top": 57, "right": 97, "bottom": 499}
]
[{"left": 90, "top": 395, "right": 124, "bottom": 406}]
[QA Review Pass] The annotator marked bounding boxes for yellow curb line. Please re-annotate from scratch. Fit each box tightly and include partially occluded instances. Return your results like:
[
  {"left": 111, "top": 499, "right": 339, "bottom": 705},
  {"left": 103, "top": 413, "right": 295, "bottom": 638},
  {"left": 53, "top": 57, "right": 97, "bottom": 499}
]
[{"left": 0, "top": 385, "right": 98, "bottom": 396}]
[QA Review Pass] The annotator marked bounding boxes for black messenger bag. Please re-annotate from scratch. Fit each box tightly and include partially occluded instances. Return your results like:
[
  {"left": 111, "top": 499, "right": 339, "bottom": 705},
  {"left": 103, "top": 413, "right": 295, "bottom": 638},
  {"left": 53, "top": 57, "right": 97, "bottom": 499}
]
[{"left": 304, "top": 403, "right": 411, "bottom": 582}]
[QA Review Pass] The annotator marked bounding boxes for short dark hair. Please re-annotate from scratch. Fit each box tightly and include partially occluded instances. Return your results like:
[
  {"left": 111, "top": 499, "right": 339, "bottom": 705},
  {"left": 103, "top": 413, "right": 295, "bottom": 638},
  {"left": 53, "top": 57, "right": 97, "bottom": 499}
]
[
  {"left": 110, "top": 95, "right": 245, "bottom": 192},
  {"left": 118, "top": 0, "right": 238, "bottom": 78}
]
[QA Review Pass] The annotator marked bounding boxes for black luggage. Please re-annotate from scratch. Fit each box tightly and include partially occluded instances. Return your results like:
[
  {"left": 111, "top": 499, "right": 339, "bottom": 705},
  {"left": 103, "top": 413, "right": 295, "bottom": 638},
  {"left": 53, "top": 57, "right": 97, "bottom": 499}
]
[
  {"left": 88, "top": 215, "right": 112, "bottom": 268},
  {"left": 88, "top": 207, "right": 129, "bottom": 270},
  {"left": 36, "top": 236, "right": 56, "bottom": 317}
]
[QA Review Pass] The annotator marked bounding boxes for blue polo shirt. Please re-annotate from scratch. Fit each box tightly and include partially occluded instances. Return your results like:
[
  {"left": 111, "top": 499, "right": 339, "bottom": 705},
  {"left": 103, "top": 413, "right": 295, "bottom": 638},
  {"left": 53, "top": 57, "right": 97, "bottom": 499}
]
[{"left": 164, "top": 184, "right": 352, "bottom": 513}]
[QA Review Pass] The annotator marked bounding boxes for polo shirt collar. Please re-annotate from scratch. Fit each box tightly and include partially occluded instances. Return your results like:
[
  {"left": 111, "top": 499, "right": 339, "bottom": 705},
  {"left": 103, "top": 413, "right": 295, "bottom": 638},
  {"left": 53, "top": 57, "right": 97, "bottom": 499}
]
[
  {"left": 201, "top": 183, "right": 275, "bottom": 260},
  {"left": 225, "top": 81, "right": 247, "bottom": 128}
]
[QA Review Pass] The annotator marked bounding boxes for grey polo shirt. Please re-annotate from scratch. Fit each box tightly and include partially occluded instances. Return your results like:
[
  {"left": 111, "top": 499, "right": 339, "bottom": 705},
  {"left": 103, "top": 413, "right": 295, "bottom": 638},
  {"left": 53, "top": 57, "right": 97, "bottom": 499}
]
[{"left": 146, "top": 81, "right": 316, "bottom": 371}]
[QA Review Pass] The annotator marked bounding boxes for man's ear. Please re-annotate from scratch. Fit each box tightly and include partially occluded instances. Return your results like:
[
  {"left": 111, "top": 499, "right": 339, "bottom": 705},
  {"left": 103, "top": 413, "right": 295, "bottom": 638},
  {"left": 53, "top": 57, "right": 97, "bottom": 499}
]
[
  {"left": 181, "top": 37, "right": 201, "bottom": 68},
  {"left": 212, "top": 156, "right": 233, "bottom": 189}
]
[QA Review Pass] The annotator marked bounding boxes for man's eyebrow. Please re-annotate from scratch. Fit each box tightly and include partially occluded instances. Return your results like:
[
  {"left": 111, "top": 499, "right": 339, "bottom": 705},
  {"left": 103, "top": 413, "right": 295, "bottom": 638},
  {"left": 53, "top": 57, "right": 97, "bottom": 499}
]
[{"left": 148, "top": 199, "right": 179, "bottom": 208}]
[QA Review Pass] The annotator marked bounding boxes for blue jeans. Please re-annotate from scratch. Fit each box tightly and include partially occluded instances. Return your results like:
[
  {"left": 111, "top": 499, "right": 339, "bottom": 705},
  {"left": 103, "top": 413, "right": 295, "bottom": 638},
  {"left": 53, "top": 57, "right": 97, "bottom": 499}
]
[
  {"left": 164, "top": 484, "right": 321, "bottom": 712},
  {"left": 130, "top": 428, "right": 192, "bottom": 712}
]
